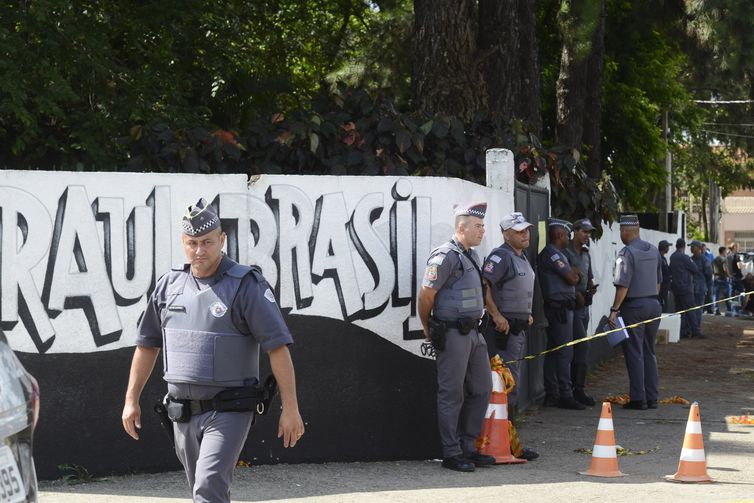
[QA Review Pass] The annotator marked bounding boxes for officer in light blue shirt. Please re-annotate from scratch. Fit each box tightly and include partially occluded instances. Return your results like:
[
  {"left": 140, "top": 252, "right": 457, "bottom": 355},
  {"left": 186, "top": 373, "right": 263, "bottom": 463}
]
[
  {"left": 609, "top": 214, "right": 662, "bottom": 411},
  {"left": 122, "top": 198, "right": 304, "bottom": 503},
  {"left": 419, "top": 202, "right": 495, "bottom": 473}
]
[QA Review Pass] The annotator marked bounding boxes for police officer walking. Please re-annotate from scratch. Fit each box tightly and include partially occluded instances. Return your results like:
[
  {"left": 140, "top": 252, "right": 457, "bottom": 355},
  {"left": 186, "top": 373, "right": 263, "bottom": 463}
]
[
  {"left": 538, "top": 218, "right": 584, "bottom": 410},
  {"left": 122, "top": 198, "right": 304, "bottom": 503},
  {"left": 609, "top": 215, "right": 662, "bottom": 410},
  {"left": 564, "top": 218, "right": 598, "bottom": 407},
  {"left": 670, "top": 238, "right": 701, "bottom": 338},
  {"left": 481, "top": 211, "right": 539, "bottom": 460},
  {"left": 418, "top": 202, "right": 494, "bottom": 472}
]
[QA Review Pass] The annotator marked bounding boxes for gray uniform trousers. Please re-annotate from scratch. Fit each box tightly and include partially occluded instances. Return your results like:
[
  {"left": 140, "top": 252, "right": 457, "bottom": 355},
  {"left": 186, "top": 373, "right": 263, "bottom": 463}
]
[
  {"left": 543, "top": 308, "right": 574, "bottom": 398},
  {"left": 436, "top": 328, "right": 491, "bottom": 458},
  {"left": 173, "top": 409, "right": 254, "bottom": 503},
  {"left": 674, "top": 290, "right": 699, "bottom": 338},
  {"left": 620, "top": 298, "right": 661, "bottom": 402},
  {"left": 572, "top": 307, "right": 589, "bottom": 366},
  {"left": 481, "top": 324, "right": 526, "bottom": 406},
  {"left": 693, "top": 288, "right": 705, "bottom": 334}
]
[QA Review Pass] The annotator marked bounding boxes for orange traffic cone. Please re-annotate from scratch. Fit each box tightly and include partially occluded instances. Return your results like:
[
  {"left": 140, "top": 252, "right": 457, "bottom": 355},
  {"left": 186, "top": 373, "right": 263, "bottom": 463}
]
[
  {"left": 476, "top": 370, "right": 526, "bottom": 464},
  {"left": 665, "top": 402, "right": 713, "bottom": 483},
  {"left": 580, "top": 402, "right": 626, "bottom": 477}
]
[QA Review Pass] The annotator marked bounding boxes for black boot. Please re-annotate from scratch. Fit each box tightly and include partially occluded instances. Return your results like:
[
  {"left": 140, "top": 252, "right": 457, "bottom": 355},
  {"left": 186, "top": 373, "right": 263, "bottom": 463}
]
[{"left": 572, "top": 363, "right": 596, "bottom": 406}]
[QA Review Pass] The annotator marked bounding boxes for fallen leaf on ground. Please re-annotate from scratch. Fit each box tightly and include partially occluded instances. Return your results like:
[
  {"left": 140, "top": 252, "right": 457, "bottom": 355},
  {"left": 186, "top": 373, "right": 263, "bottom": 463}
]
[
  {"left": 659, "top": 395, "right": 690, "bottom": 405},
  {"left": 604, "top": 393, "right": 630, "bottom": 405}
]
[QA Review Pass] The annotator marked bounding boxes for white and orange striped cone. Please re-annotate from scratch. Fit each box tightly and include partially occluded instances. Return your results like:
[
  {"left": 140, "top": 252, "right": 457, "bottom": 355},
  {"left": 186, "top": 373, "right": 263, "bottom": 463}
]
[
  {"left": 476, "top": 370, "right": 526, "bottom": 464},
  {"left": 665, "top": 401, "right": 713, "bottom": 483},
  {"left": 579, "top": 402, "right": 626, "bottom": 477},
  {"left": 476, "top": 370, "right": 526, "bottom": 465}
]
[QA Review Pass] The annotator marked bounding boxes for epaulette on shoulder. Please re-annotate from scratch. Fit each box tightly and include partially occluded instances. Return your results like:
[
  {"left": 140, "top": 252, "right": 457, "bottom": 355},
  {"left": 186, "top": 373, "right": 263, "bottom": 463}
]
[
  {"left": 171, "top": 263, "right": 190, "bottom": 272},
  {"left": 228, "top": 263, "right": 265, "bottom": 282}
]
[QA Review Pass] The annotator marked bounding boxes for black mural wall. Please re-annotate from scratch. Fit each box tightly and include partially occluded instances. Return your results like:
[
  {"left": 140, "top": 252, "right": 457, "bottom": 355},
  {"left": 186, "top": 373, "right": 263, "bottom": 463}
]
[{"left": 19, "top": 315, "right": 439, "bottom": 480}]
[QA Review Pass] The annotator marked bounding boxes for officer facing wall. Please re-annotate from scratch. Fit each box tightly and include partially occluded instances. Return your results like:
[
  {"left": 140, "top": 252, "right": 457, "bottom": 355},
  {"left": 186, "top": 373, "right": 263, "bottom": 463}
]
[
  {"left": 609, "top": 214, "right": 663, "bottom": 410},
  {"left": 418, "top": 202, "right": 494, "bottom": 473},
  {"left": 121, "top": 198, "right": 304, "bottom": 503},
  {"left": 537, "top": 218, "right": 585, "bottom": 410}
]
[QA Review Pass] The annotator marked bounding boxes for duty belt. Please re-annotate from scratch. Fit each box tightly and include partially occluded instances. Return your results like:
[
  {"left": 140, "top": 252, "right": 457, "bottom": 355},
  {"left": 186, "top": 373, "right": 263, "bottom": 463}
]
[{"left": 440, "top": 317, "right": 480, "bottom": 335}]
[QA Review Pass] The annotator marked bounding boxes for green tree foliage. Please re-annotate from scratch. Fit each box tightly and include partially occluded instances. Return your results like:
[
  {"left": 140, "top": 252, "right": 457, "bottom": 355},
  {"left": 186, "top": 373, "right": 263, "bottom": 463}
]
[
  {"left": 600, "top": 0, "right": 694, "bottom": 211},
  {"left": 0, "top": 0, "right": 373, "bottom": 169},
  {"left": 2, "top": 0, "right": 752, "bottom": 228}
]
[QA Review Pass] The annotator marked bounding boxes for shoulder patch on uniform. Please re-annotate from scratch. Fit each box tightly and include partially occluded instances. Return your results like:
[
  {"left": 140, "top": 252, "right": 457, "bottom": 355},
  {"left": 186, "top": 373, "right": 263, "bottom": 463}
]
[
  {"left": 264, "top": 288, "right": 277, "bottom": 303},
  {"left": 425, "top": 264, "right": 438, "bottom": 281},
  {"left": 484, "top": 261, "right": 495, "bottom": 273},
  {"left": 551, "top": 253, "right": 560, "bottom": 262},
  {"left": 489, "top": 254, "right": 502, "bottom": 263},
  {"left": 556, "top": 260, "right": 566, "bottom": 269},
  {"left": 616, "top": 257, "right": 623, "bottom": 265}
]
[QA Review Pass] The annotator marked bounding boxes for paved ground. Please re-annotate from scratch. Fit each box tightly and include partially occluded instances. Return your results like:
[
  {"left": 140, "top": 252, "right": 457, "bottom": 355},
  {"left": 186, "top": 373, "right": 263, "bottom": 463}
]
[{"left": 39, "top": 314, "right": 754, "bottom": 502}]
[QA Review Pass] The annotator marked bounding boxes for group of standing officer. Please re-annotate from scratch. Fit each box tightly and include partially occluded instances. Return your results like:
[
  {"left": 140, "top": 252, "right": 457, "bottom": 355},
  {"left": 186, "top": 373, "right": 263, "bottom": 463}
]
[
  {"left": 122, "top": 197, "right": 670, "bottom": 489},
  {"left": 419, "top": 203, "right": 617, "bottom": 470}
]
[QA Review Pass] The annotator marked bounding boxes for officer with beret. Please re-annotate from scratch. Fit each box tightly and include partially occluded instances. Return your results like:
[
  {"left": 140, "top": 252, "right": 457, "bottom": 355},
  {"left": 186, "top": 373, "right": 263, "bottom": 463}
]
[
  {"left": 419, "top": 202, "right": 494, "bottom": 472},
  {"left": 481, "top": 211, "right": 539, "bottom": 460},
  {"left": 122, "top": 198, "right": 304, "bottom": 502},
  {"left": 537, "top": 218, "right": 584, "bottom": 410},
  {"left": 669, "top": 238, "right": 701, "bottom": 338},
  {"left": 609, "top": 214, "right": 662, "bottom": 410},
  {"left": 564, "top": 218, "right": 598, "bottom": 407}
]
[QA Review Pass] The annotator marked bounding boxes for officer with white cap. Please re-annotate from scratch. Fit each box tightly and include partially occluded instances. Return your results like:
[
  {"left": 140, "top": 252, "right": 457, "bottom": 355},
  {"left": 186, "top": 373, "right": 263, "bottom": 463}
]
[
  {"left": 609, "top": 214, "right": 663, "bottom": 410},
  {"left": 419, "top": 202, "right": 494, "bottom": 472},
  {"left": 537, "top": 218, "right": 584, "bottom": 410},
  {"left": 481, "top": 211, "right": 539, "bottom": 460},
  {"left": 122, "top": 197, "right": 304, "bottom": 502}
]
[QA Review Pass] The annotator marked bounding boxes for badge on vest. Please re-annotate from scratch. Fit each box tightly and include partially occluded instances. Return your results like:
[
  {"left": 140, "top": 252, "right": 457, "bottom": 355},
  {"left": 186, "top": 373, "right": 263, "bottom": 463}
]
[
  {"left": 209, "top": 301, "right": 228, "bottom": 318},
  {"left": 168, "top": 305, "right": 186, "bottom": 312}
]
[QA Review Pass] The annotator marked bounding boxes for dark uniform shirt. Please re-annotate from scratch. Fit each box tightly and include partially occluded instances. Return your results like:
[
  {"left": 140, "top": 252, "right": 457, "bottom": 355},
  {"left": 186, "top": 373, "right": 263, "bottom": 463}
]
[
  {"left": 669, "top": 249, "right": 698, "bottom": 295},
  {"left": 136, "top": 255, "right": 293, "bottom": 353},
  {"left": 564, "top": 242, "right": 593, "bottom": 294},
  {"left": 537, "top": 244, "right": 576, "bottom": 303}
]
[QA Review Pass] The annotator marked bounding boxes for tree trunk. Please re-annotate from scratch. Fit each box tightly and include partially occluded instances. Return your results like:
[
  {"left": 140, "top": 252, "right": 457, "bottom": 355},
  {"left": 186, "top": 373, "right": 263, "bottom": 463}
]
[
  {"left": 478, "top": 0, "right": 542, "bottom": 135},
  {"left": 413, "top": 0, "right": 487, "bottom": 120},
  {"left": 582, "top": 0, "right": 606, "bottom": 179},
  {"left": 555, "top": 1, "right": 604, "bottom": 155}
]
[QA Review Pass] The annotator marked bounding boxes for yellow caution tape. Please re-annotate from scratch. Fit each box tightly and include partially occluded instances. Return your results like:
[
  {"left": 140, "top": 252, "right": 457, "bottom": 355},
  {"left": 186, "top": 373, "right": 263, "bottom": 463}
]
[{"left": 504, "top": 290, "right": 754, "bottom": 365}]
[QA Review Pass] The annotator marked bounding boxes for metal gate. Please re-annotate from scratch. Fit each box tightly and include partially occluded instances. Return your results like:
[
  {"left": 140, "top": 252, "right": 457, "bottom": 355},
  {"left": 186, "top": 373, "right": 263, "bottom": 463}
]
[{"left": 514, "top": 181, "right": 549, "bottom": 409}]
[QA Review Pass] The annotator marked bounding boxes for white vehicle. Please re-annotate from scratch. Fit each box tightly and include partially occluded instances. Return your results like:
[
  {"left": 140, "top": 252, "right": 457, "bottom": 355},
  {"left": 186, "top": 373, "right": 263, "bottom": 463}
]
[{"left": 0, "top": 329, "right": 39, "bottom": 503}]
